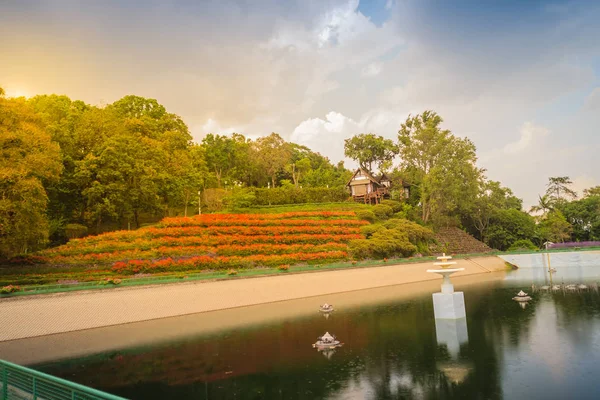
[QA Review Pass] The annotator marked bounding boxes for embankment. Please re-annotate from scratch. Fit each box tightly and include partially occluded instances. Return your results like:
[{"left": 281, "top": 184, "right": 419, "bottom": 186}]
[{"left": 0, "top": 256, "right": 507, "bottom": 342}]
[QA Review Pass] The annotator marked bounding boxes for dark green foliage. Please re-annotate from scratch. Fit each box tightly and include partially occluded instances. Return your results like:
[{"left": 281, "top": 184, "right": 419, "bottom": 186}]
[
  {"left": 508, "top": 239, "right": 538, "bottom": 251},
  {"left": 380, "top": 200, "right": 403, "bottom": 213},
  {"left": 356, "top": 210, "right": 377, "bottom": 223},
  {"left": 251, "top": 187, "right": 349, "bottom": 206},
  {"left": 64, "top": 224, "right": 88, "bottom": 239},
  {"left": 350, "top": 218, "right": 433, "bottom": 259},
  {"left": 222, "top": 188, "right": 256, "bottom": 210},
  {"left": 372, "top": 204, "right": 394, "bottom": 220},
  {"left": 486, "top": 209, "right": 537, "bottom": 251},
  {"left": 360, "top": 224, "right": 385, "bottom": 238}
]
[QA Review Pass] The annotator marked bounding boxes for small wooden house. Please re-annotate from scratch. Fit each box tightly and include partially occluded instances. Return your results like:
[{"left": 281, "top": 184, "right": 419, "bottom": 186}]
[{"left": 346, "top": 168, "right": 411, "bottom": 204}]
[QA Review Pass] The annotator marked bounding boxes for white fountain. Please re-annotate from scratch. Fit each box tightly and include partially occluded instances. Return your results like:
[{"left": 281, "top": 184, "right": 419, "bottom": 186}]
[{"left": 427, "top": 253, "right": 466, "bottom": 319}]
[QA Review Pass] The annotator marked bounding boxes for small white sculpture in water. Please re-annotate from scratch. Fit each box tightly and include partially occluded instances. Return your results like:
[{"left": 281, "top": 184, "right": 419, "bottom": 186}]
[
  {"left": 319, "top": 303, "right": 334, "bottom": 313},
  {"left": 313, "top": 332, "right": 342, "bottom": 350},
  {"left": 512, "top": 290, "right": 532, "bottom": 302}
]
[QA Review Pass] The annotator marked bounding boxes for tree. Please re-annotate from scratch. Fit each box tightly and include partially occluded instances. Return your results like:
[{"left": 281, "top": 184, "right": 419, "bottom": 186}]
[
  {"left": 546, "top": 176, "right": 577, "bottom": 202},
  {"left": 529, "top": 194, "right": 554, "bottom": 216},
  {"left": 560, "top": 195, "right": 600, "bottom": 241},
  {"left": 344, "top": 133, "right": 398, "bottom": 174},
  {"left": 253, "top": 133, "right": 291, "bottom": 188},
  {"left": 486, "top": 209, "right": 537, "bottom": 250},
  {"left": 466, "top": 180, "right": 522, "bottom": 242},
  {"left": 583, "top": 186, "right": 600, "bottom": 198},
  {"left": 202, "top": 133, "right": 247, "bottom": 187},
  {"left": 0, "top": 96, "right": 62, "bottom": 258},
  {"left": 286, "top": 158, "right": 312, "bottom": 187},
  {"left": 539, "top": 210, "right": 573, "bottom": 243},
  {"left": 397, "top": 111, "right": 483, "bottom": 224}
]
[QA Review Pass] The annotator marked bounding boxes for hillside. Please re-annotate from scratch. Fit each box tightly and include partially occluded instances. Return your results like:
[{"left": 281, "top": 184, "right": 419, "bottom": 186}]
[
  {"left": 430, "top": 227, "right": 493, "bottom": 255},
  {"left": 36, "top": 212, "right": 365, "bottom": 274}
]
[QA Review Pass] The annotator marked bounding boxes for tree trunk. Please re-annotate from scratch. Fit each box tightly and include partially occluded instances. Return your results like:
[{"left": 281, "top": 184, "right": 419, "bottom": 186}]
[
  {"left": 134, "top": 209, "right": 140, "bottom": 229},
  {"left": 271, "top": 175, "right": 276, "bottom": 188}
]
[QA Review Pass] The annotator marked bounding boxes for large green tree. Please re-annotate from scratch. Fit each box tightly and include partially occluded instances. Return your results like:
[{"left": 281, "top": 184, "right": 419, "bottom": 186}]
[
  {"left": 252, "top": 133, "right": 291, "bottom": 188},
  {"left": 464, "top": 180, "right": 522, "bottom": 242},
  {"left": 397, "top": 111, "right": 483, "bottom": 224},
  {"left": 344, "top": 133, "right": 398, "bottom": 174},
  {"left": 0, "top": 94, "right": 62, "bottom": 258}
]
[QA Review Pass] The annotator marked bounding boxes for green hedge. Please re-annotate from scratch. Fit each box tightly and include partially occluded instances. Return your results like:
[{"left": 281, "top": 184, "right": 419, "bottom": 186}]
[{"left": 252, "top": 186, "right": 350, "bottom": 205}]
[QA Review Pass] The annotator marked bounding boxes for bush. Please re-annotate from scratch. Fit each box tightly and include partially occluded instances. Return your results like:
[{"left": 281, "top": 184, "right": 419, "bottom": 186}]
[
  {"left": 380, "top": 200, "right": 403, "bottom": 213},
  {"left": 65, "top": 223, "right": 88, "bottom": 239},
  {"left": 0, "top": 285, "right": 21, "bottom": 294},
  {"left": 223, "top": 188, "right": 257, "bottom": 210},
  {"left": 382, "top": 219, "right": 433, "bottom": 242},
  {"left": 227, "top": 269, "right": 238, "bottom": 276},
  {"left": 372, "top": 204, "right": 394, "bottom": 220},
  {"left": 356, "top": 210, "right": 376, "bottom": 223},
  {"left": 349, "top": 229, "right": 417, "bottom": 260},
  {"left": 278, "top": 264, "right": 290, "bottom": 271},
  {"left": 508, "top": 239, "right": 538, "bottom": 251},
  {"left": 360, "top": 224, "right": 385, "bottom": 238},
  {"left": 252, "top": 186, "right": 350, "bottom": 206}
]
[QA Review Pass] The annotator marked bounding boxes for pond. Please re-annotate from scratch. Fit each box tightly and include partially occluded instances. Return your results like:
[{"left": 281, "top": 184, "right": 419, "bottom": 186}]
[{"left": 24, "top": 265, "right": 600, "bottom": 399}]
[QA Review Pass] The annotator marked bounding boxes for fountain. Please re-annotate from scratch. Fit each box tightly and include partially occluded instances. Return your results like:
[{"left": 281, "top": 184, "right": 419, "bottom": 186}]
[
  {"left": 319, "top": 303, "right": 334, "bottom": 313},
  {"left": 312, "top": 332, "right": 342, "bottom": 351},
  {"left": 427, "top": 253, "right": 466, "bottom": 319}
]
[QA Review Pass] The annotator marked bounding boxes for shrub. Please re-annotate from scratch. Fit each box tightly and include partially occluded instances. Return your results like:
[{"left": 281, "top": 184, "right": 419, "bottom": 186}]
[
  {"left": 252, "top": 187, "right": 350, "bottom": 206},
  {"left": 360, "top": 224, "right": 385, "bottom": 238},
  {"left": 356, "top": 210, "right": 376, "bottom": 223},
  {"left": 349, "top": 230, "right": 417, "bottom": 260},
  {"left": 0, "top": 285, "right": 21, "bottom": 294},
  {"left": 372, "top": 204, "right": 394, "bottom": 220},
  {"left": 382, "top": 219, "right": 433, "bottom": 243},
  {"left": 65, "top": 223, "right": 88, "bottom": 239},
  {"left": 508, "top": 239, "right": 538, "bottom": 251},
  {"left": 380, "top": 200, "right": 403, "bottom": 213},
  {"left": 227, "top": 269, "right": 238, "bottom": 276},
  {"left": 278, "top": 264, "right": 290, "bottom": 271}
]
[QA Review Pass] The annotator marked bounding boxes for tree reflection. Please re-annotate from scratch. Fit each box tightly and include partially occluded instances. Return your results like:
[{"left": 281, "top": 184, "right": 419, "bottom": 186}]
[{"left": 35, "top": 285, "right": 555, "bottom": 400}]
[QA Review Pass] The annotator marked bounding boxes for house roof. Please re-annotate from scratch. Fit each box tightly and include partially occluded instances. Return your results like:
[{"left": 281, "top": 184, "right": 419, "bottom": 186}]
[
  {"left": 378, "top": 173, "right": 391, "bottom": 182},
  {"left": 346, "top": 168, "right": 380, "bottom": 187}
]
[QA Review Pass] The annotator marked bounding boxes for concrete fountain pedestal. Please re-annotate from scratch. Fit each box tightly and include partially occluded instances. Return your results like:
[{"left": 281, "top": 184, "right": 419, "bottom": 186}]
[{"left": 427, "top": 254, "right": 466, "bottom": 319}]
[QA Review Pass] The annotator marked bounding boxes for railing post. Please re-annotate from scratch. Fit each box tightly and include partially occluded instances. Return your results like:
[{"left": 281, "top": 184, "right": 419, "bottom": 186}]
[
  {"left": 33, "top": 376, "right": 37, "bottom": 399},
  {"left": 2, "top": 364, "right": 6, "bottom": 400}
]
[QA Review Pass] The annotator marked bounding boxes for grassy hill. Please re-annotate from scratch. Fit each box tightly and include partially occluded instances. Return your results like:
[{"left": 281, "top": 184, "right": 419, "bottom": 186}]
[{"left": 45, "top": 211, "right": 364, "bottom": 273}]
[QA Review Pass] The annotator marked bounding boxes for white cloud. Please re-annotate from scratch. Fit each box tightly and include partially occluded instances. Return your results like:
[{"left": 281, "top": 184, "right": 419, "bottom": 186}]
[
  {"left": 361, "top": 62, "right": 382, "bottom": 77},
  {"left": 504, "top": 122, "right": 549, "bottom": 154}
]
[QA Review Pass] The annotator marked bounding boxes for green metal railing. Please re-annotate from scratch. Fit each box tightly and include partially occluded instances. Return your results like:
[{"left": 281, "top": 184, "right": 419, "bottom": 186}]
[{"left": 0, "top": 360, "right": 126, "bottom": 400}]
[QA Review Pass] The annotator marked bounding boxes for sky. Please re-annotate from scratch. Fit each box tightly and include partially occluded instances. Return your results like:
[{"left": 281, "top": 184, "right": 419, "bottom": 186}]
[{"left": 1, "top": 0, "right": 599, "bottom": 207}]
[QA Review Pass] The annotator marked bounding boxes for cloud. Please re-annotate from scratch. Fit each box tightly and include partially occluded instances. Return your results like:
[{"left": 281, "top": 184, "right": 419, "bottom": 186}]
[
  {"left": 361, "top": 62, "right": 383, "bottom": 77},
  {"left": 585, "top": 88, "right": 600, "bottom": 109},
  {"left": 504, "top": 122, "right": 549, "bottom": 154}
]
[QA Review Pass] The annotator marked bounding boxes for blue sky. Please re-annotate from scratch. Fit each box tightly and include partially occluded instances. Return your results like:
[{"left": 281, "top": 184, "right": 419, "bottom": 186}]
[{"left": 1, "top": 0, "right": 599, "bottom": 207}]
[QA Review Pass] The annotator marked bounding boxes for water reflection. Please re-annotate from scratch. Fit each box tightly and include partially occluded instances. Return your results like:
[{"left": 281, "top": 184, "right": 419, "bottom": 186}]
[{"left": 23, "top": 269, "right": 600, "bottom": 399}]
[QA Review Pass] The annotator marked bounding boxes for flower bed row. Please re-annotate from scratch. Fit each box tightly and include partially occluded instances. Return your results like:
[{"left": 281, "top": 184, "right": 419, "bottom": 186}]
[
  {"left": 158, "top": 218, "right": 366, "bottom": 228},
  {"left": 41, "top": 234, "right": 363, "bottom": 258},
  {"left": 161, "top": 211, "right": 357, "bottom": 225},
  {"left": 42, "top": 243, "right": 349, "bottom": 264},
  {"left": 111, "top": 251, "right": 349, "bottom": 274},
  {"left": 61, "top": 223, "right": 363, "bottom": 246}
]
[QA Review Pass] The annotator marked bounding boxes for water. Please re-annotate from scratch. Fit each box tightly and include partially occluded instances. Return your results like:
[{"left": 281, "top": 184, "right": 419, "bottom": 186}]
[{"left": 24, "top": 266, "right": 600, "bottom": 399}]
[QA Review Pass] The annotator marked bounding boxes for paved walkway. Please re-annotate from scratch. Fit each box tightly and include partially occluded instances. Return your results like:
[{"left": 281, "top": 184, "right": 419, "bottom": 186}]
[{"left": 0, "top": 256, "right": 506, "bottom": 341}]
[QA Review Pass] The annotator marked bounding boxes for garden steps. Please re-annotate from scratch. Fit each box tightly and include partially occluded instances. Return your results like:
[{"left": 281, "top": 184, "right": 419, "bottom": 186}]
[{"left": 430, "top": 227, "right": 493, "bottom": 255}]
